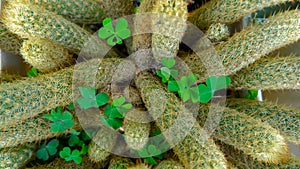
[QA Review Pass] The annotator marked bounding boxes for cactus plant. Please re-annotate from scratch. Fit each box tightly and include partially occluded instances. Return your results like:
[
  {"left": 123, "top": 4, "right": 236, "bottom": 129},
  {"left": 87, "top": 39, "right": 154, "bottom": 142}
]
[
  {"left": 155, "top": 159, "right": 184, "bottom": 169},
  {"left": 108, "top": 156, "right": 134, "bottom": 169},
  {"left": 135, "top": 72, "right": 227, "bottom": 168},
  {"left": 0, "top": 57, "right": 122, "bottom": 127},
  {"left": 0, "top": 144, "right": 34, "bottom": 169},
  {"left": 226, "top": 98, "right": 300, "bottom": 144},
  {"left": 189, "top": 0, "right": 288, "bottom": 29},
  {"left": 206, "top": 23, "right": 230, "bottom": 42},
  {"left": 123, "top": 109, "right": 151, "bottom": 150},
  {"left": 230, "top": 56, "right": 300, "bottom": 90},
  {"left": 197, "top": 104, "right": 289, "bottom": 163},
  {"left": 20, "top": 37, "right": 75, "bottom": 73}
]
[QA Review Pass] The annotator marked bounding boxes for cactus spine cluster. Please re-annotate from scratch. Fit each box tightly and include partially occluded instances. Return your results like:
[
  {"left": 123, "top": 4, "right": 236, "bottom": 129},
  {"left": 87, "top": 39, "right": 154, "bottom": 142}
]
[
  {"left": 206, "top": 23, "right": 230, "bottom": 42},
  {"left": 108, "top": 156, "right": 134, "bottom": 169},
  {"left": 226, "top": 98, "right": 300, "bottom": 144},
  {"left": 230, "top": 56, "right": 300, "bottom": 90},
  {"left": 155, "top": 159, "right": 184, "bottom": 169},
  {"left": 189, "top": 0, "right": 288, "bottom": 29},
  {"left": 135, "top": 73, "right": 227, "bottom": 168},
  {"left": 20, "top": 37, "right": 75, "bottom": 73},
  {"left": 198, "top": 104, "right": 289, "bottom": 163},
  {"left": 0, "top": 144, "right": 34, "bottom": 169}
]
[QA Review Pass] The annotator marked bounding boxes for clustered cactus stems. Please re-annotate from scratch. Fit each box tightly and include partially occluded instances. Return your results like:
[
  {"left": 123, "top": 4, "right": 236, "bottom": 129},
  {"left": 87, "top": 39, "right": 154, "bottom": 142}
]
[
  {"left": 197, "top": 104, "right": 289, "bottom": 163},
  {"left": 226, "top": 98, "right": 300, "bottom": 144},
  {"left": 135, "top": 73, "right": 227, "bottom": 168},
  {"left": 183, "top": 9, "right": 300, "bottom": 80},
  {"left": 20, "top": 37, "right": 75, "bottom": 73},
  {"left": 0, "top": 144, "right": 34, "bottom": 169},
  {"left": 230, "top": 56, "right": 300, "bottom": 90},
  {"left": 0, "top": 21, "right": 22, "bottom": 55},
  {"left": 1, "top": 1, "right": 100, "bottom": 54},
  {"left": 0, "top": 0, "right": 300, "bottom": 168},
  {"left": 0, "top": 58, "right": 122, "bottom": 127},
  {"left": 188, "top": 0, "right": 288, "bottom": 29}
]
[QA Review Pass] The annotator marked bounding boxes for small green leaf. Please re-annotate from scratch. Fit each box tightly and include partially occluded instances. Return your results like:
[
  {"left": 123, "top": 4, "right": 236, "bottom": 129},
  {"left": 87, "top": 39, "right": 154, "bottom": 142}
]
[
  {"left": 67, "top": 103, "right": 75, "bottom": 111},
  {"left": 80, "top": 144, "right": 89, "bottom": 155},
  {"left": 115, "top": 18, "right": 131, "bottom": 39},
  {"left": 206, "top": 76, "right": 231, "bottom": 91},
  {"left": 59, "top": 147, "right": 71, "bottom": 159},
  {"left": 100, "top": 116, "right": 111, "bottom": 128},
  {"left": 103, "top": 18, "right": 112, "bottom": 26},
  {"left": 80, "top": 131, "right": 91, "bottom": 141},
  {"left": 198, "top": 84, "right": 213, "bottom": 103},
  {"left": 145, "top": 157, "right": 157, "bottom": 165},
  {"left": 161, "top": 58, "right": 176, "bottom": 68},
  {"left": 68, "top": 135, "right": 80, "bottom": 147},
  {"left": 112, "top": 96, "right": 126, "bottom": 107},
  {"left": 79, "top": 87, "right": 96, "bottom": 98},
  {"left": 46, "top": 139, "right": 59, "bottom": 156},
  {"left": 104, "top": 105, "right": 122, "bottom": 118},
  {"left": 36, "top": 146, "right": 49, "bottom": 161},
  {"left": 49, "top": 111, "right": 74, "bottom": 132},
  {"left": 245, "top": 90, "right": 258, "bottom": 100},
  {"left": 137, "top": 148, "right": 149, "bottom": 158},
  {"left": 160, "top": 67, "right": 171, "bottom": 80},
  {"left": 107, "top": 118, "right": 123, "bottom": 130},
  {"left": 148, "top": 145, "right": 161, "bottom": 156},
  {"left": 168, "top": 80, "right": 179, "bottom": 92},
  {"left": 70, "top": 129, "right": 81, "bottom": 136},
  {"left": 96, "top": 92, "right": 109, "bottom": 107},
  {"left": 70, "top": 150, "right": 82, "bottom": 164},
  {"left": 170, "top": 69, "right": 178, "bottom": 78},
  {"left": 190, "top": 86, "right": 200, "bottom": 103},
  {"left": 186, "top": 74, "right": 197, "bottom": 86},
  {"left": 180, "top": 89, "right": 190, "bottom": 102},
  {"left": 27, "top": 67, "right": 40, "bottom": 77}
]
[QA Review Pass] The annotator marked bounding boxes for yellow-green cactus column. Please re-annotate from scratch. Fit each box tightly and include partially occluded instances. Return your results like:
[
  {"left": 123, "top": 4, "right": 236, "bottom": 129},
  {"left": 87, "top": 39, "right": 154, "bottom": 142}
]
[
  {"left": 108, "top": 156, "right": 134, "bottom": 169},
  {"left": 135, "top": 73, "right": 227, "bottom": 168},
  {"left": 1, "top": 1, "right": 114, "bottom": 56},
  {"left": 151, "top": 0, "right": 188, "bottom": 62},
  {"left": 0, "top": 22, "right": 22, "bottom": 55},
  {"left": 20, "top": 37, "right": 75, "bottom": 73},
  {"left": 226, "top": 98, "right": 300, "bottom": 144},
  {"left": 0, "top": 144, "right": 34, "bottom": 169},
  {"left": 0, "top": 58, "right": 122, "bottom": 127},
  {"left": 0, "top": 111, "right": 82, "bottom": 148},
  {"left": 123, "top": 109, "right": 151, "bottom": 150},
  {"left": 18, "top": 0, "right": 105, "bottom": 24},
  {"left": 189, "top": 0, "right": 288, "bottom": 29},
  {"left": 217, "top": 141, "right": 300, "bottom": 169},
  {"left": 230, "top": 56, "right": 300, "bottom": 90},
  {"left": 183, "top": 9, "right": 300, "bottom": 80},
  {"left": 198, "top": 105, "right": 289, "bottom": 163}
]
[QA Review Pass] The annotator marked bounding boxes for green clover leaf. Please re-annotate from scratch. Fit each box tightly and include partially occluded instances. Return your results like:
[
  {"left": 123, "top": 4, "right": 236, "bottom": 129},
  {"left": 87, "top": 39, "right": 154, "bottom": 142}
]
[
  {"left": 206, "top": 76, "right": 231, "bottom": 92},
  {"left": 68, "top": 135, "right": 80, "bottom": 147},
  {"left": 77, "top": 87, "right": 109, "bottom": 109},
  {"left": 100, "top": 116, "right": 123, "bottom": 130},
  {"left": 44, "top": 110, "right": 74, "bottom": 132},
  {"left": 161, "top": 58, "right": 176, "bottom": 69},
  {"left": 96, "top": 92, "right": 109, "bottom": 107},
  {"left": 98, "top": 18, "right": 131, "bottom": 46},
  {"left": 59, "top": 147, "right": 82, "bottom": 164},
  {"left": 80, "top": 144, "right": 89, "bottom": 155},
  {"left": 177, "top": 74, "right": 199, "bottom": 102},
  {"left": 198, "top": 84, "right": 213, "bottom": 103},
  {"left": 36, "top": 139, "right": 59, "bottom": 161}
]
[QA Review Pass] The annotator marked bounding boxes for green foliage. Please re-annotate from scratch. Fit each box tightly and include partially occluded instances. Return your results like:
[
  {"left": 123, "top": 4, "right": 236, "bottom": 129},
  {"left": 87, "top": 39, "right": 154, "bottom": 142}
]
[
  {"left": 27, "top": 67, "right": 40, "bottom": 77},
  {"left": 98, "top": 18, "right": 131, "bottom": 46},
  {"left": 36, "top": 139, "right": 59, "bottom": 161},
  {"left": 157, "top": 58, "right": 178, "bottom": 83},
  {"left": 59, "top": 147, "right": 82, "bottom": 164},
  {"left": 137, "top": 129, "right": 169, "bottom": 165},
  {"left": 43, "top": 107, "right": 75, "bottom": 132},
  {"left": 157, "top": 58, "right": 231, "bottom": 103},
  {"left": 101, "top": 96, "right": 132, "bottom": 130},
  {"left": 245, "top": 90, "right": 258, "bottom": 100},
  {"left": 76, "top": 87, "right": 109, "bottom": 109}
]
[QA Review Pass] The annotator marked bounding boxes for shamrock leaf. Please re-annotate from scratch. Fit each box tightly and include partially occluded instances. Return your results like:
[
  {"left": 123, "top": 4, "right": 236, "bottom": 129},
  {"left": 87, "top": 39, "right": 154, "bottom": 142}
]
[
  {"left": 145, "top": 157, "right": 158, "bottom": 165},
  {"left": 104, "top": 104, "right": 123, "bottom": 118},
  {"left": 168, "top": 80, "right": 179, "bottom": 92},
  {"left": 96, "top": 92, "right": 109, "bottom": 107},
  {"left": 67, "top": 102, "right": 75, "bottom": 111},
  {"left": 59, "top": 147, "right": 82, "bottom": 164},
  {"left": 198, "top": 84, "right": 213, "bottom": 103},
  {"left": 36, "top": 139, "right": 59, "bottom": 161},
  {"left": 27, "top": 67, "right": 40, "bottom": 77},
  {"left": 161, "top": 58, "right": 176, "bottom": 69},
  {"left": 76, "top": 87, "right": 98, "bottom": 109},
  {"left": 206, "top": 76, "right": 231, "bottom": 92},
  {"left": 111, "top": 96, "right": 132, "bottom": 116},
  {"left": 100, "top": 116, "right": 123, "bottom": 130},
  {"left": 148, "top": 145, "right": 161, "bottom": 156},
  {"left": 68, "top": 135, "right": 80, "bottom": 147},
  {"left": 177, "top": 74, "right": 199, "bottom": 102},
  {"left": 80, "top": 144, "right": 89, "bottom": 155},
  {"left": 98, "top": 18, "right": 131, "bottom": 46},
  {"left": 44, "top": 110, "right": 74, "bottom": 132}
]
